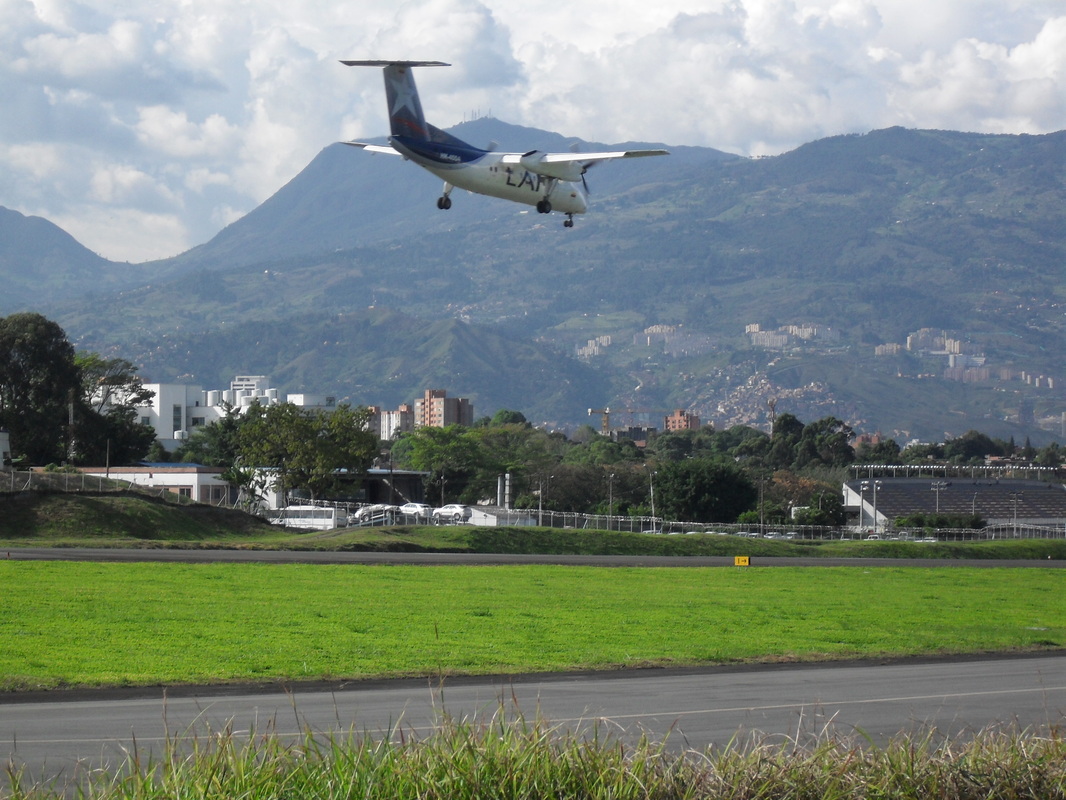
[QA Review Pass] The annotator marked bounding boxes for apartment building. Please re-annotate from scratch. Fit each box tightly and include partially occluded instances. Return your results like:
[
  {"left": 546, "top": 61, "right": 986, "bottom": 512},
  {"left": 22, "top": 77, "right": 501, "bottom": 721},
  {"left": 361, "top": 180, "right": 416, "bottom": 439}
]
[
  {"left": 664, "top": 409, "right": 701, "bottom": 431},
  {"left": 414, "top": 389, "right": 474, "bottom": 429}
]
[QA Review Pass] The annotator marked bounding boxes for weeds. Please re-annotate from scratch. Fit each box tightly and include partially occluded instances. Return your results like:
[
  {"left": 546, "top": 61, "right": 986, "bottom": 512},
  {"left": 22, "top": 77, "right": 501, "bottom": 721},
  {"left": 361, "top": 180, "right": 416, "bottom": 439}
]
[{"left": 5, "top": 709, "right": 1065, "bottom": 799}]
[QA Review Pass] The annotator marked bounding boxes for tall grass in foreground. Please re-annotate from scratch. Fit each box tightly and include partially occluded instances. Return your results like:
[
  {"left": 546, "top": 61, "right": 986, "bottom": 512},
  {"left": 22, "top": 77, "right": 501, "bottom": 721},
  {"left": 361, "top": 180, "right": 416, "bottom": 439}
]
[{"left": 6, "top": 710, "right": 1065, "bottom": 799}]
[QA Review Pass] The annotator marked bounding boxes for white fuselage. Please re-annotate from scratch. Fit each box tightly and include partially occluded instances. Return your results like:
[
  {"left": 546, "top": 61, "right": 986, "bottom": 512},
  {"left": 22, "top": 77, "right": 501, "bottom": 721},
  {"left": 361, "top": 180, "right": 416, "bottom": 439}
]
[{"left": 391, "top": 140, "right": 589, "bottom": 214}]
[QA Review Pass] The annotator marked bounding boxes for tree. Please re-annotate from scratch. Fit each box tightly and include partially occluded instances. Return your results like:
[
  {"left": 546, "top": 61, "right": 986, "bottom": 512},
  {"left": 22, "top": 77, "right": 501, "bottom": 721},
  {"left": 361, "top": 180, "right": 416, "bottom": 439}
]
[
  {"left": 854, "top": 438, "right": 902, "bottom": 464},
  {"left": 943, "top": 430, "right": 1001, "bottom": 464},
  {"left": 76, "top": 353, "right": 154, "bottom": 413},
  {"left": 1036, "top": 442, "right": 1063, "bottom": 468},
  {"left": 791, "top": 490, "right": 846, "bottom": 526},
  {"left": 793, "top": 417, "right": 854, "bottom": 470},
  {"left": 70, "top": 401, "right": 157, "bottom": 466},
  {"left": 654, "top": 458, "right": 758, "bottom": 523},
  {"left": 236, "top": 402, "right": 377, "bottom": 501},
  {"left": 0, "top": 313, "right": 82, "bottom": 464},
  {"left": 645, "top": 430, "right": 697, "bottom": 462},
  {"left": 490, "top": 409, "right": 528, "bottom": 427},
  {"left": 767, "top": 413, "right": 804, "bottom": 469},
  {"left": 70, "top": 353, "right": 157, "bottom": 465},
  {"left": 174, "top": 403, "right": 244, "bottom": 467},
  {"left": 469, "top": 422, "right": 560, "bottom": 502},
  {"left": 902, "top": 441, "right": 945, "bottom": 462},
  {"left": 562, "top": 435, "right": 642, "bottom": 466},
  {"left": 526, "top": 463, "right": 607, "bottom": 513},
  {"left": 398, "top": 424, "right": 483, "bottom": 504}
]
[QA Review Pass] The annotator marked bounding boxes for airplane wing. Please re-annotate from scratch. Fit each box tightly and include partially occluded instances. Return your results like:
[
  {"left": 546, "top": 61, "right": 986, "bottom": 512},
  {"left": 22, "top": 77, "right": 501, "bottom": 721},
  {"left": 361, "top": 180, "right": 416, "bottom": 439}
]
[
  {"left": 499, "top": 148, "right": 668, "bottom": 181},
  {"left": 343, "top": 141, "right": 402, "bottom": 155}
]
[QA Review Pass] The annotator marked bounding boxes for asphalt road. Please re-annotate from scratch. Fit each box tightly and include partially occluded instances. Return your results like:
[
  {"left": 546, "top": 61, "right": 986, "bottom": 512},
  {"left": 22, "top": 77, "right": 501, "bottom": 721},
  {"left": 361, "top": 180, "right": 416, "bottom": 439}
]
[
  {"left": 4, "top": 546, "right": 1065, "bottom": 567},
  {"left": 4, "top": 654, "right": 1065, "bottom": 786}
]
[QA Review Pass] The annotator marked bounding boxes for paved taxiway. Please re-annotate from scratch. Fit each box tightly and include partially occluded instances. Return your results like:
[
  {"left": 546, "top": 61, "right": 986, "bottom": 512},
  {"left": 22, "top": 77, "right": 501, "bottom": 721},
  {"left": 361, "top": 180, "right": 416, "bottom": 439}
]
[{"left": 3, "top": 654, "right": 1064, "bottom": 783}]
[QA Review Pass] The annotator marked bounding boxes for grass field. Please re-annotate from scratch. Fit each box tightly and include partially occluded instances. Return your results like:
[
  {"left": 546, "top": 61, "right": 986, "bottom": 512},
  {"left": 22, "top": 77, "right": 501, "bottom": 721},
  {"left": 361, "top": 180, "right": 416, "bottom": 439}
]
[{"left": 1, "top": 562, "right": 1062, "bottom": 691}]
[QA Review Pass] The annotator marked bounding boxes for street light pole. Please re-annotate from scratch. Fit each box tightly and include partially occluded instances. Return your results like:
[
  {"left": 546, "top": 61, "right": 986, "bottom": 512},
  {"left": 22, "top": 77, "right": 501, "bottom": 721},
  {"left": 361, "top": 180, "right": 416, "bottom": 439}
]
[
  {"left": 861, "top": 479, "right": 882, "bottom": 533},
  {"left": 608, "top": 472, "right": 615, "bottom": 531},
  {"left": 872, "top": 480, "right": 881, "bottom": 533},
  {"left": 538, "top": 475, "right": 544, "bottom": 527},
  {"left": 858, "top": 482, "right": 868, "bottom": 531},
  {"left": 649, "top": 470, "right": 657, "bottom": 532},
  {"left": 931, "top": 480, "right": 948, "bottom": 514},
  {"left": 1009, "top": 491, "right": 1022, "bottom": 537}
]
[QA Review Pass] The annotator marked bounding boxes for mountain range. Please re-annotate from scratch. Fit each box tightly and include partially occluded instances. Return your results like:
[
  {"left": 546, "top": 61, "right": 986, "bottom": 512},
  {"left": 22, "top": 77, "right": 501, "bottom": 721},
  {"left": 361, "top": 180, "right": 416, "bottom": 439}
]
[{"left": 3, "top": 118, "right": 1064, "bottom": 444}]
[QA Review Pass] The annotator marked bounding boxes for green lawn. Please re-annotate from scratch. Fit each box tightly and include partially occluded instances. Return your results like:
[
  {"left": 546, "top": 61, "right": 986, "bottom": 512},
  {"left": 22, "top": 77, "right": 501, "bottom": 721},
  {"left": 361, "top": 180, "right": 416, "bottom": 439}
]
[{"left": 1, "top": 562, "right": 1062, "bottom": 690}]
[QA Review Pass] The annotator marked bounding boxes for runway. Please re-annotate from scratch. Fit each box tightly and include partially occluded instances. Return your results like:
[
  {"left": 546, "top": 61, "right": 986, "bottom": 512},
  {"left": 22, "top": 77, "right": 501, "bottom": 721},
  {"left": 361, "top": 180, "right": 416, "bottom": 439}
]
[
  {"left": 4, "top": 654, "right": 1064, "bottom": 784},
  {"left": 5, "top": 546, "right": 1065, "bottom": 568}
]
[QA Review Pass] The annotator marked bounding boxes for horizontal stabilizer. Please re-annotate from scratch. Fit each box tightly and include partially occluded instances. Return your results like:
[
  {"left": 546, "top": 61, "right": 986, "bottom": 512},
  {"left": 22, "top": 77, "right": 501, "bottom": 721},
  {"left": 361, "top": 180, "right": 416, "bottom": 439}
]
[{"left": 343, "top": 141, "right": 402, "bottom": 155}]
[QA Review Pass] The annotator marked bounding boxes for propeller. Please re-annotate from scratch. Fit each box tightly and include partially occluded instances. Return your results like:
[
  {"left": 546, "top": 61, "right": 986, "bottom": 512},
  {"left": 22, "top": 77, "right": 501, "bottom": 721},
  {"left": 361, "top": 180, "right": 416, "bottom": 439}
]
[{"left": 570, "top": 143, "right": 593, "bottom": 194}]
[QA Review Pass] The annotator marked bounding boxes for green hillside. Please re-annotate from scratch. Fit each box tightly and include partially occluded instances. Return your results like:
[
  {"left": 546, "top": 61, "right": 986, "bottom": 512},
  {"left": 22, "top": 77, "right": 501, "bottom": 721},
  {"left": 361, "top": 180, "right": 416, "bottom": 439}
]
[{"left": 26, "top": 124, "right": 1066, "bottom": 442}]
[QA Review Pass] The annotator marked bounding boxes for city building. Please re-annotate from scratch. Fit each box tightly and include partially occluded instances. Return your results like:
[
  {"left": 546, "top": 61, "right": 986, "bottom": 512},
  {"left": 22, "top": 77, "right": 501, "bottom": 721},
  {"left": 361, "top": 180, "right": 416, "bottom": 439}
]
[
  {"left": 378, "top": 403, "right": 415, "bottom": 440},
  {"left": 121, "top": 373, "right": 475, "bottom": 450},
  {"left": 664, "top": 409, "right": 701, "bottom": 431},
  {"left": 132, "top": 375, "right": 336, "bottom": 451},
  {"left": 414, "top": 389, "right": 474, "bottom": 429}
]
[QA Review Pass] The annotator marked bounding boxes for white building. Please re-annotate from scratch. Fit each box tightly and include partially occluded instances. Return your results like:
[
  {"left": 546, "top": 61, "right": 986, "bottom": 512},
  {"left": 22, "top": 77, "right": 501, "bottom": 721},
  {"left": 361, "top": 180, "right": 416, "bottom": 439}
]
[
  {"left": 137, "top": 383, "right": 228, "bottom": 450},
  {"left": 78, "top": 464, "right": 235, "bottom": 504},
  {"left": 0, "top": 429, "right": 10, "bottom": 465},
  {"left": 133, "top": 376, "right": 336, "bottom": 451}
]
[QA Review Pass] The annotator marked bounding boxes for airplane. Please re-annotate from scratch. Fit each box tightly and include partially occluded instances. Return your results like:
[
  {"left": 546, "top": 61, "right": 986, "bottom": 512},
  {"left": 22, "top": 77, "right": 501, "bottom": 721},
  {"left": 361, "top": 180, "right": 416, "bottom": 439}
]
[{"left": 340, "top": 60, "right": 669, "bottom": 227}]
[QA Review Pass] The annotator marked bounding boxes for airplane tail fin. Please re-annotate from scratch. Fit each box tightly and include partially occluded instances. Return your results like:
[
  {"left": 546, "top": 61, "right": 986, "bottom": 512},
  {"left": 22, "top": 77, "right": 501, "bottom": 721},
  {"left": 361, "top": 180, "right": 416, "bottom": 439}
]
[{"left": 341, "top": 60, "right": 449, "bottom": 142}]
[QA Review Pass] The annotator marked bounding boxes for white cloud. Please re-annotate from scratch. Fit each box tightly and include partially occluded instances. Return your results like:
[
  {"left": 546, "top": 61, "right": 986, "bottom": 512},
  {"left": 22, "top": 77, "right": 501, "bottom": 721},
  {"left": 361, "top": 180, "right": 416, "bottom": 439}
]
[
  {"left": 89, "top": 163, "right": 179, "bottom": 209},
  {"left": 135, "top": 106, "right": 241, "bottom": 158},
  {"left": 0, "top": 0, "right": 1063, "bottom": 262},
  {"left": 184, "top": 168, "right": 231, "bottom": 193},
  {"left": 53, "top": 206, "right": 191, "bottom": 262}
]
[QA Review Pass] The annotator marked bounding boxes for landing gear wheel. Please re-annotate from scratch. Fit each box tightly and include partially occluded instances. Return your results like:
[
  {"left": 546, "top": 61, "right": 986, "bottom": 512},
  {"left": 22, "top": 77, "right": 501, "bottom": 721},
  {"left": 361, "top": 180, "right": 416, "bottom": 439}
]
[
  {"left": 536, "top": 199, "right": 552, "bottom": 214},
  {"left": 563, "top": 215, "right": 574, "bottom": 228},
  {"left": 437, "top": 196, "right": 452, "bottom": 210}
]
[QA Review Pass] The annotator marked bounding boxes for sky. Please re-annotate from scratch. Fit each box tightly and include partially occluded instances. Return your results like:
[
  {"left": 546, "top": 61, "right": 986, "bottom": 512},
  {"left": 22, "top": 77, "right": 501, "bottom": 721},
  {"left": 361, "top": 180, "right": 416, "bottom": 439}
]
[{"left": 2, "top": 0, "right": 1064, "bottom": 263}]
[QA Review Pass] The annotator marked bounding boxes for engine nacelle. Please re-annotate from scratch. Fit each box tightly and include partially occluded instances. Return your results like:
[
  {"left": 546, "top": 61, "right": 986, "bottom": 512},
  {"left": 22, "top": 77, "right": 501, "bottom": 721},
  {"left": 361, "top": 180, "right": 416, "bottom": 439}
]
[{"left": 518, "top": 150, "right": 585, "bottom": 182}]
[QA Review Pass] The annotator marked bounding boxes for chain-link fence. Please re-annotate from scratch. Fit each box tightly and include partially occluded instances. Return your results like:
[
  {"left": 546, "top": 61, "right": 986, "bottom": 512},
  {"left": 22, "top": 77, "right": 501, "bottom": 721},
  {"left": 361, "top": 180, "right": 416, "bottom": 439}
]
[{"left": 0, "top": 468, "right": 197, "bottom": 504}]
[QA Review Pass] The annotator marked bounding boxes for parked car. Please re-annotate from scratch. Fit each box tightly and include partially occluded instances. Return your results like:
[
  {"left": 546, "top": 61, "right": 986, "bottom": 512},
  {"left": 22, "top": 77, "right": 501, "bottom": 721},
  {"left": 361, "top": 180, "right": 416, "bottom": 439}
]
[
  {"left": 351, "top": 503, "right": 399, "bottom": 523},
  {"left": 398, "top": 502, "right": 432, "bottom": 521},
  {"left": 432, "top": 504, "right": 472, "bottom": 524}
]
